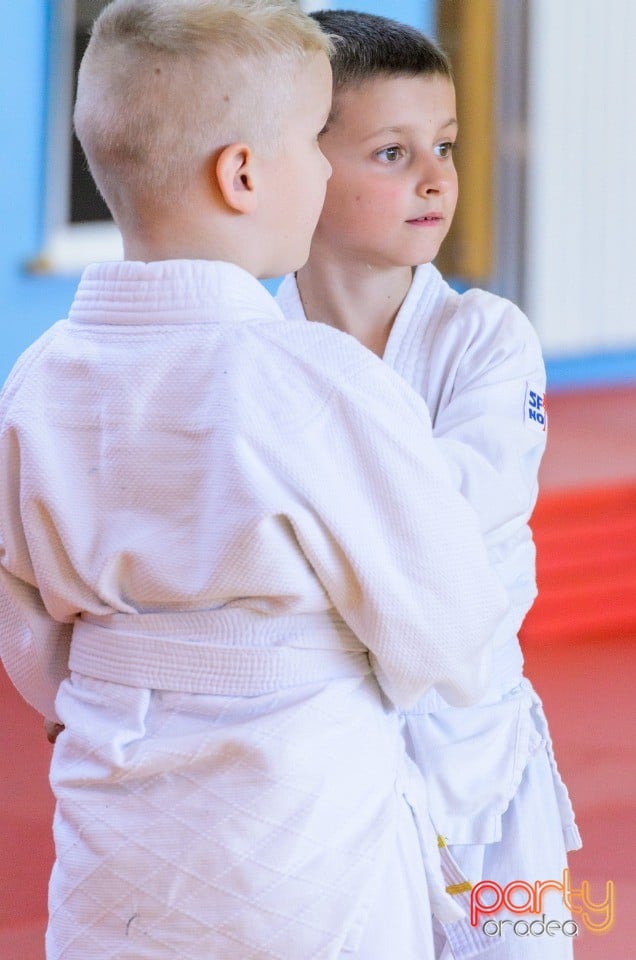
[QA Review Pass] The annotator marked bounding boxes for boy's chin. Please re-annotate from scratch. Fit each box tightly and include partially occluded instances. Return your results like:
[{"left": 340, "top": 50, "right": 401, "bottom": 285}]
[{"left": 258, "top": 254, "right": 310, "bottom": 281}]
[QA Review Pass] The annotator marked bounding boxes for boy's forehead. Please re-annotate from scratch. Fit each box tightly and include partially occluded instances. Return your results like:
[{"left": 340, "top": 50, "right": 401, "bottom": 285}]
[
  {"left": 332, "top": 74, "right": 456, "bottom": 132},
  {"left": 338, "top": 72, "right": 455, "bottom": 107}
]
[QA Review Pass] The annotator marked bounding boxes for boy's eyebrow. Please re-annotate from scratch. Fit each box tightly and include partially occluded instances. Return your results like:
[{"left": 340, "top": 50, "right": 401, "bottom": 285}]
[{"left": 361, "top": 119, "right": 458, "bottom": 142}]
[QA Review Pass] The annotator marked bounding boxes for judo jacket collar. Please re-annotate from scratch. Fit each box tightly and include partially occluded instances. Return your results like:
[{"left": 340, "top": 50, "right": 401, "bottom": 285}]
[{"left": 69, "top": 259, "right": 281, "bottom": 327}]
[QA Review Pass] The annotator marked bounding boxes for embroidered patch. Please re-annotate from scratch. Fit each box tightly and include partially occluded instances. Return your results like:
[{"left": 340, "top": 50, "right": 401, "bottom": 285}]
[{"left": 525, "top": 383, "right": 547, "bottom": 431}]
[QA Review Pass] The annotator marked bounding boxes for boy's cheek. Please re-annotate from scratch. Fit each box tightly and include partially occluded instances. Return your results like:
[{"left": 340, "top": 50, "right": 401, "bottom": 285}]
[
  {"left": 328, "top": 169, "right": 403, "bottom": 209},
  {"left": 383, "top": 185, "right": 404, "bottom": 203},
  {"left": 366, "top": 187, "right": 403, "bottom": 216}
]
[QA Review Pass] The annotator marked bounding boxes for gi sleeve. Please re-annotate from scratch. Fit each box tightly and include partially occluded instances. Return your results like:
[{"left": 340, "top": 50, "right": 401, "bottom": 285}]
[
  {"left": 0, "top": 332, "right": 75, "bottom": 720},
  {"left": 265, "top": 354, "right": 510, "bottom": 710},
  {"left": 433, "top": 296, "right": 547, "bottom": 627},
  {"left": 0, "top": 566, "right": 72, "bottom": 721},
  {"left": 0, "top": 450, "right": 74, "bottom": 722}
]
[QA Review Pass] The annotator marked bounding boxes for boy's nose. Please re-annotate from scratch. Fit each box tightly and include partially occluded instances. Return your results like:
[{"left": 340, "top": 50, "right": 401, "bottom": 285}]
[
  {"left": 415, "top": 159, "right": 445, "bottom": 196},
  {"left": 415, "top": 176, "right": 442, "bottom": 197}
]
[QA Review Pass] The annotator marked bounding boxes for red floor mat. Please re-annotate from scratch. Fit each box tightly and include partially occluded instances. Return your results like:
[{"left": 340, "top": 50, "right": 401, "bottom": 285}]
[
  {"left": 523, "top": 484, "right": 636, "bottom": 643},
  {"left": 524, "top": 636, "right": 636, "bottom": 959},
  {"left": 0, "top": 665, "right": 53, "bottom": 958}
]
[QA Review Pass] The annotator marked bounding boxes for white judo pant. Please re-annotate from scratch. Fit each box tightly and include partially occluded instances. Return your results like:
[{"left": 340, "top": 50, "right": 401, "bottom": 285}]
[
  {"left": 340, "top": 795, "right": 436, "bottom": 959},
  {"left": 47, "top": 671, "right": 450, "bottom": 960},
  {"left": 436, "top": 745, "right": 575, "bottom": 960}
]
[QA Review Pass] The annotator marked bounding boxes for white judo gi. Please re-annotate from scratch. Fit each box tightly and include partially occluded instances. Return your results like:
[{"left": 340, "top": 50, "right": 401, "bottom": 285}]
[
  {"left": 0, "top": 260, "right": 510, "bottom": 960},
  {"left": 278, "top": 264, "right": 582, "bottom": 959}
]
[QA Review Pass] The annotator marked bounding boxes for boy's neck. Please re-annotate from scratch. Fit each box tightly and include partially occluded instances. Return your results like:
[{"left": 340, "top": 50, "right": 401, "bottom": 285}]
[
  {"left": 296, "top": 257, "right": 414, "bottom": 358},
  {"left": 122, "top": 226, "right": 255, "bottom": 273},
  {"left": 118, "top": 191, "right": 264, "bottom": 276}
]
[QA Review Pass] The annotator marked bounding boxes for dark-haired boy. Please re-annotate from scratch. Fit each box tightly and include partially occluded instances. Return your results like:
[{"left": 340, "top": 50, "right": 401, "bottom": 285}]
[{"left": 277, "top": 10, "right": 580, "bottom": 958}]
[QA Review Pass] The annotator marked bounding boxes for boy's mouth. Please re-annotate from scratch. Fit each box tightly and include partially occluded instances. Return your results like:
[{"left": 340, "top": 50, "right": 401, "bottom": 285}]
[{"left": 406, "top": 212, "right": 443, "bottom": 225}]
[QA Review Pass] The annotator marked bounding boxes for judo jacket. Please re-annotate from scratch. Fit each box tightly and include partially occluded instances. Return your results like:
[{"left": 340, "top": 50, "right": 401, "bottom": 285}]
[
  {"left": 0, "top": 259, "right": 509, "bottom": 959},
  {"left": 278, "top": 265, "right": 580, "bottom": 854}
]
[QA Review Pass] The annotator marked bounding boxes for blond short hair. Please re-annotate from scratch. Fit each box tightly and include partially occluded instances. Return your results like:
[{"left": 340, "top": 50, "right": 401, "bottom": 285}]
[{"left": 74, "top": 0, "right": 331, "bottom": 218}]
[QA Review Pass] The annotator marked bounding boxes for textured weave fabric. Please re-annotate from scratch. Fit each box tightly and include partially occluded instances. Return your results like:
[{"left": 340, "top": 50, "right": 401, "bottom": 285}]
[
  {"left": 277, "top": 267, "right": 581, "bottom": 950},
  {"left": 278, "top": 263, "right": 546, "bottom": 647},
  {"left": 0, "top": 259, "right": 508, "bottom": 721},
  {"left": 0, "top": 259, "right": 510, "bottom": 957},
  {"left": 47, "top": 672, "right": 433, "bottom": 959}
]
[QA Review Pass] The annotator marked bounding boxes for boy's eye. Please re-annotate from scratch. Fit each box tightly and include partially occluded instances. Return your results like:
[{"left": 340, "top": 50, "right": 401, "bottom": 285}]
[
  {"left": 435, "top": 141, "right": 455, "bottom": 159},
  {"left": 376, "top": 145, "right": 404, "bottom": 163}
]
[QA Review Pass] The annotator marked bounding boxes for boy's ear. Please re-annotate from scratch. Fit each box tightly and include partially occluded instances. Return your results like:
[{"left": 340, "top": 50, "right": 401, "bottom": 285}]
[{"left": 215, "top": 143, "right": 258, "bottom": 214}]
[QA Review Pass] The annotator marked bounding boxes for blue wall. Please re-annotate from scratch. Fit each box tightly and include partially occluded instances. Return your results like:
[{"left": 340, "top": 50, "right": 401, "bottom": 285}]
[
  {"left": 546, "top": 350, "right": 636, "bottom": 393},
  {"left": 0, "top": 2, "right": 78, "bottom": 385},
  {"left": 336, "top": 0, "right": 434, "bottom": 32}
]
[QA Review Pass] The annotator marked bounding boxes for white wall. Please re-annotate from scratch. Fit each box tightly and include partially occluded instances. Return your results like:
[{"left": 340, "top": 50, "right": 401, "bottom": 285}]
[{"left": 525, "top": 0, "right": 635, "bottom": 356}]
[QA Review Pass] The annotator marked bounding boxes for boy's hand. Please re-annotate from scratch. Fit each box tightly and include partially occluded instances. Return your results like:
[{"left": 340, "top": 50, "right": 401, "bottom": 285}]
[{"left": 45, "top": 720, "right": 65, "bottom": 744}]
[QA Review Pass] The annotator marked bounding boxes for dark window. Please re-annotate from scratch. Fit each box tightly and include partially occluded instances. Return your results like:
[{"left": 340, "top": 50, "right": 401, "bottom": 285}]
[{"left": 70, "top": 0, "right": 111, "bottom": 223}]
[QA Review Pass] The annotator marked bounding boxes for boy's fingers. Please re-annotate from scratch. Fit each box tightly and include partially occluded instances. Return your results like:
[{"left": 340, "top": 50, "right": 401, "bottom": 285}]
[{"left": 45, "top": 721, "right": 65, "bottom": 744}]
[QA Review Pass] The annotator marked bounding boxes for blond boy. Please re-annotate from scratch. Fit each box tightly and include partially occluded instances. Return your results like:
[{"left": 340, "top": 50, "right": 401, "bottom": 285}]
[
  {"left": 277, "top": 10, "right": 580, "bottom": 959},
  {"left": 0, "top": 2, "right": 509, "bottom": 957}
]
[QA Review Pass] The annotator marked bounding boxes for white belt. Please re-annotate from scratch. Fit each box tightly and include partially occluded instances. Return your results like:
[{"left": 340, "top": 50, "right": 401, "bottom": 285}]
[{"left": 69, "top": 609, "right": 371, "bottom": 695}]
